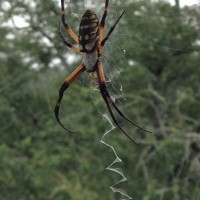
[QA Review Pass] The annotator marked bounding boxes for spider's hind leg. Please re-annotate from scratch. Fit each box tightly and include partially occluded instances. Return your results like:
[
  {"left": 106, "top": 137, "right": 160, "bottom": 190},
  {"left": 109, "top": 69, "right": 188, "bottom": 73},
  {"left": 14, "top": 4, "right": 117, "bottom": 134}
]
[
  {"left": 99, "top": 83, "right": 137, "bottom": 144},
  {"left": 96, "top": 62, "right": 151, "bottom": 143},
  {"left": 96, "top": 62, "right": 138, "bottom": 143},
  {"left": 104, "top": 89, "right": 152, "bottom": 134}
]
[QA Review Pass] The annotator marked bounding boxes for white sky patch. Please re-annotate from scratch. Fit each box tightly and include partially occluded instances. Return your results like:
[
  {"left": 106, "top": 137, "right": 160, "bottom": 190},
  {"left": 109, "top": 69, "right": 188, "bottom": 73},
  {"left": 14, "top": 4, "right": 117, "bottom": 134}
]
[
  {"left": 6, "top": 33, "right": 15, "bottom": 40},
  {"left": 84, "top": 0, "right": 97, "bottom": 9},
  {"left": 67, "top": 54, "right": 79, "bottom": 65},
  {"left": 31, "top": 63, "right": 40, "bottom": 70},
  {"left": 49, "top": 58, "right": 61, "bottom": 68},
  {"left": 2, "top": 1, "right": 11, "bottom": 10},
  {"left": 168, "top": 0, "right": 200, "bottom": 7},
  {"left": 2, "top": 15, "right": 29, "bottom": 28},
  {"left": 128, "top": 59, "right": 135, "bottom": 66},
  {"left": 41, "top": 37, "right": 54, "bottom": 47},
  {"left": 12, "top": 16, "right": 29, "bottom": 28}
]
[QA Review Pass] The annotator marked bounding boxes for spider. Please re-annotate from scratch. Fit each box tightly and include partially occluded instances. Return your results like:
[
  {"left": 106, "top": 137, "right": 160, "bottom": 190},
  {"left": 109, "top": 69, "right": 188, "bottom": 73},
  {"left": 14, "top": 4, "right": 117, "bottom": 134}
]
[{"left": 54, "top": 0, "right": 151, "bottom": 143}]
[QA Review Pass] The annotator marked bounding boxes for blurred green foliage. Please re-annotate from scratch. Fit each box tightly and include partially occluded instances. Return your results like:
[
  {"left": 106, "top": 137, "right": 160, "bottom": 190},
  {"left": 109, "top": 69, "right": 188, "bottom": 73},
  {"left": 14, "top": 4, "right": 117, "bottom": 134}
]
[{"left": 0, "top": 0, "right": 200, "bottom": 199}]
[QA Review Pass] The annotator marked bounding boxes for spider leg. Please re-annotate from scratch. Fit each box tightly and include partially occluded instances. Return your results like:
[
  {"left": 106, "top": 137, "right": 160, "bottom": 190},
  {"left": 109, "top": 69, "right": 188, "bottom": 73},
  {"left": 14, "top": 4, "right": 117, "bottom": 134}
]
[
  {"left": 99, "top": 11, "right": 124, "bottom": 55},
  {"left": 61, "top": 0, "right": 79, "bottom": 43},
  {"left": 96, "top": 61, "right": 137, "bottom": 144},
  {"left": 104, "top": 90, "right": 152, "bottom": 133},
  {"left": 100, "top": 84, "right": 137, "bottom": 144},
  {"left": 99, "top": 0, "right": 109, "bottom": 43},
  {"left": 59, "top": 21, "right": 84, "bottom": 54},
  {"left": 54, "top": 63, "right": 86, "bottom": 132},
  {"left": 97, "top": 62, "right": 151, "bottom": 133}
]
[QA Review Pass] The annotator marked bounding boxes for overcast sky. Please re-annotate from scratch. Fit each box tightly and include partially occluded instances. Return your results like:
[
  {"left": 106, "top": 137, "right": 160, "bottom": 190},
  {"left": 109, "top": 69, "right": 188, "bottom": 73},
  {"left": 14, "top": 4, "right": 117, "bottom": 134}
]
[
  {"left": 4, "top": 0, "right": 200, "bottom": 28},
  {"left": 168, "top": 0, "right": 199, "bottom": 7}
]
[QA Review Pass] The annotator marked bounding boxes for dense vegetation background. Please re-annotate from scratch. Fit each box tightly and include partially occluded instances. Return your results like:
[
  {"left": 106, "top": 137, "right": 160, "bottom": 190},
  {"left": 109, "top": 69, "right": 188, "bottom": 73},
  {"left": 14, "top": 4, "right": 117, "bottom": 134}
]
[{"left": 0, "top": 0, "right": 200, "bottom": 199}]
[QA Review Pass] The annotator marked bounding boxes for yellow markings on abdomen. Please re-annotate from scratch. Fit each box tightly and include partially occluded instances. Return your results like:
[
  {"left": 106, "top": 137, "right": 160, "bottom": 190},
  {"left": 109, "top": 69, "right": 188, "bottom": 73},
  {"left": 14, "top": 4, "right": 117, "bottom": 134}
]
[{"left": 79, "top": 9, "right": 100, "bottom": 53}]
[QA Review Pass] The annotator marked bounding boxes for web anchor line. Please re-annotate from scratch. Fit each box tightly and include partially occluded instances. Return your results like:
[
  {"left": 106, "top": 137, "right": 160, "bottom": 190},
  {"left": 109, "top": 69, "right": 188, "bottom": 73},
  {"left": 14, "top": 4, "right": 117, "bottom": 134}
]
[{"left": 100, "top": 114, "right": 132, "bottom": 200}]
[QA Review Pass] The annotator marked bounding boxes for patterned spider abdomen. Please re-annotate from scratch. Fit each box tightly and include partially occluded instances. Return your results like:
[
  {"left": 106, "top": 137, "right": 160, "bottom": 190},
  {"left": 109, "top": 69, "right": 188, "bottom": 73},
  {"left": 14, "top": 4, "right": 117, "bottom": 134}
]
[{"left": 79, "top": 10, "right": 99, "bottom": 53}]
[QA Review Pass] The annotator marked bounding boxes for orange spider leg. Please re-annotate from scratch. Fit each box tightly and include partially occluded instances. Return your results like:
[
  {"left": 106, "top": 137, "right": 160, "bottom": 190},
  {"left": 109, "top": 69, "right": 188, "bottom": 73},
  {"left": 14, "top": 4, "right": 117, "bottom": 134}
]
[
  {"left": 59, "top": 30, "right": 84, "bottom": 54},
  {"left": 61, "top": 0, "right": 79, "bottom": 43},
  {"left": 54, "top": 63, "right": 86, "bottom": 132}
]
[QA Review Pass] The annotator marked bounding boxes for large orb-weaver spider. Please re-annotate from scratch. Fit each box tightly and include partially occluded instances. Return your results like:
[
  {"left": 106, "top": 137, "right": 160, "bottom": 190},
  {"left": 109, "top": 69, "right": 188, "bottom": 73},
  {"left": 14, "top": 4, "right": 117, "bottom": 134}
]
[{"left": 54, "top": 0, "right": 151, "bottom": 143}]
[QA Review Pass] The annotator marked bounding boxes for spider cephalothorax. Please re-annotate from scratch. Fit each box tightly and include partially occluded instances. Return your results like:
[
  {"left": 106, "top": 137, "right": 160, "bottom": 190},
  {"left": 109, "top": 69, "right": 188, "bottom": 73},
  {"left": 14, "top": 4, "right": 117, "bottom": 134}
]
[{"left": 55, "top": 0, "right": 151, "bottom": 143}]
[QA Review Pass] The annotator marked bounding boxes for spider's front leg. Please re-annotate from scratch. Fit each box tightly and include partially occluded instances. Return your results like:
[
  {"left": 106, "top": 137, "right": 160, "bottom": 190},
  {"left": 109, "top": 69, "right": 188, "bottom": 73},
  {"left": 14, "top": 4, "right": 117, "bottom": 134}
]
[
  {"left": 58, "top": 20, "right": 84, "bottom": 55},
  {"left": 60, "top": 0, "right": 79, "bottom": 43},
  {"left": 54, "top": 63, "right": 86, "bottom": 132},
  {"left": 99, "top": 11, "right": 125, "bottom": 56},
  {"left": 100, "top": 0, "right": 109, "bottom": 43}
]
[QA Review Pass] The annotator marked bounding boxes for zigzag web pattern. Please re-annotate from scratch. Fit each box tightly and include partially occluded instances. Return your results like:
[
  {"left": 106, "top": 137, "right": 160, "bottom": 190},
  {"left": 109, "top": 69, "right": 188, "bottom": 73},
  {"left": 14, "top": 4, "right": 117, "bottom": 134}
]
[{"left": 100, "top": 113, "right": 132, "bottom": 200}]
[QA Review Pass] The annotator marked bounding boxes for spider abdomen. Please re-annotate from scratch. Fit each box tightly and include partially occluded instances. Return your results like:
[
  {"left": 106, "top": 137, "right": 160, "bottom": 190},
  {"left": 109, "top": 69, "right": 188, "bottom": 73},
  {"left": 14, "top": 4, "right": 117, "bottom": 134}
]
[{"left": 79, "top": 10, "right": 99, "bottom": 53}]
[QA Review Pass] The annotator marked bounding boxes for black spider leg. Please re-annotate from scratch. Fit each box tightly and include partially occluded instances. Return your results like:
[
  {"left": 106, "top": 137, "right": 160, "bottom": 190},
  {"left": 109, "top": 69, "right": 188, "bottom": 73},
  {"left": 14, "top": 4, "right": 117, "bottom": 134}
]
[
  {"left": 97, "top": 62, "right": 138, "bottom": 143},
  {"left": 103, "top": 90, "right": 152, "bottom": 133},
  {"left": 54, "top": 63, "right": 86, "bottom": 133},
  {"left": 99, "top": 0, "right": 109, "bottom": 42},
  {"left": 101, "top": 11, "right": 125, "bottom": 47},
  {"left": 99, "top": 84, "right": 137, "bottom": 144},
  {"left": 104, "top": 90, "right": 152, "bottom": 134},
  {"left": 58, "top": 20, "right": 81, "bottom": 54},
  {"left": 54, "top": 82, "right": 74, "bottom": 133},
  {"left": 99, "top": 11, "right": 125, "bottom": 56}
]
